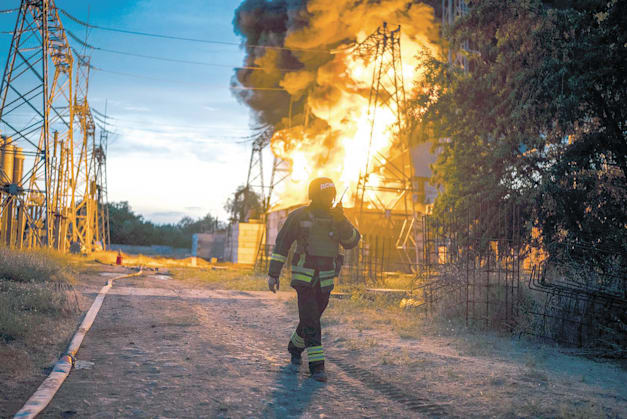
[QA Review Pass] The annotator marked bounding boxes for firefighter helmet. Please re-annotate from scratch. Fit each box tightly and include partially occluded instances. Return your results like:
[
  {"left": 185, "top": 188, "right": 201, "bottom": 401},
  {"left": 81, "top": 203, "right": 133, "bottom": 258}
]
[{"left": 308, "top": 177, "right": 336, "bottom": 208}]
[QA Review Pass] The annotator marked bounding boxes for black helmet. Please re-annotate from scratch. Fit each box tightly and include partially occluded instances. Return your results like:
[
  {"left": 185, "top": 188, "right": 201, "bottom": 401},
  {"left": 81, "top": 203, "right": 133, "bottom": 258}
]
[{"left": 308, "top": 177, "right": 336, "bottom": 208}]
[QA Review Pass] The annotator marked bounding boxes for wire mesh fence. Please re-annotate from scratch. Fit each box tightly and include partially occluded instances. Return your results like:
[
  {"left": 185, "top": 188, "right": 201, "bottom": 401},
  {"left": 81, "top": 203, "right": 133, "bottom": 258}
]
[
  {"left": 341, "top": 202, "right": 524, "bottom": 330},
  {"left": 524, "top": 252, "right": 626, "bottom": 357},
  {"left": 255, "top": 202, "right": 625, "bottom": 355}
]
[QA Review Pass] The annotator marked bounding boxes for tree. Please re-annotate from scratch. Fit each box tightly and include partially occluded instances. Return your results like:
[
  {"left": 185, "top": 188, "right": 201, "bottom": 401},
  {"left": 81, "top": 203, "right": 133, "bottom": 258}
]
[
  {"left": 107, "top": 202, "right": 224, "bottom": 249},
  {"left": 530, "top": 0, "right": 627, "bottom": 266},
  {"left": 224, "top": 185, "right": 262, "bottom": 223},
  {"left": 413, "top": 0, "right": 626, "bottom": 267}
]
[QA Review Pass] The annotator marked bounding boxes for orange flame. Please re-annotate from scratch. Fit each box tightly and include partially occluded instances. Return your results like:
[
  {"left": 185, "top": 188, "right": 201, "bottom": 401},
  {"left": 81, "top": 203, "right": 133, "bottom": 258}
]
[{"left": 268, "top": 6, "right": 439, "bottom": 209}]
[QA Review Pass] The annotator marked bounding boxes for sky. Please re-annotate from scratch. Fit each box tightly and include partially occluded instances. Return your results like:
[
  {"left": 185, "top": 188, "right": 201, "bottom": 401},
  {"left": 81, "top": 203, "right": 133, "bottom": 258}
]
[{"left": 0, "top": 0, "right": 255, "bottom": 224}]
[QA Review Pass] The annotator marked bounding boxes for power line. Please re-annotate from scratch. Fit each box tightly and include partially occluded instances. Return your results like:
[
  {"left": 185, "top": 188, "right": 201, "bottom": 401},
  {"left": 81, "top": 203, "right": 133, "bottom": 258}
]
[
  {"left": 70, "top": 46, "right": 285, "bottom": 89},
  {"left": 58, "top": 8, "right": 335, "bottom": 54},
  {"left": 90, "top": 111, "right": 255, "bottom": 133},
  {"left": 65, "top": 28, "right": 294, "bottom": 72},
  {"left": 85, "top": 60, "right": 287, "bottom": 91},
  {"left": 91, "top": 107, "right": 111, "bottom": 120}
]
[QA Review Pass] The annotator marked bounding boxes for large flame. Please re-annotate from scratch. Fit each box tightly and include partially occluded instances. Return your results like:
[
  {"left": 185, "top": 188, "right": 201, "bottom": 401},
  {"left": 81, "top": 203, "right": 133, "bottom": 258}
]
[{"left": 233, "top": 1, "right": 440, "bottom": 209}]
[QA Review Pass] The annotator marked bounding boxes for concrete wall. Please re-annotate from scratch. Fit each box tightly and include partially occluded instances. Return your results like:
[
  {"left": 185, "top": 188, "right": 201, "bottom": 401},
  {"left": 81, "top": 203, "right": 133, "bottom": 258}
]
[
  {"left": 192, "top": 231, "right": 226, "bottom": 261},
  {"left": 411, "top": 142, "right": 439, "bottom": 205},
  {"left": 224, "top": 221, "right": 264, "bottom": 264}
]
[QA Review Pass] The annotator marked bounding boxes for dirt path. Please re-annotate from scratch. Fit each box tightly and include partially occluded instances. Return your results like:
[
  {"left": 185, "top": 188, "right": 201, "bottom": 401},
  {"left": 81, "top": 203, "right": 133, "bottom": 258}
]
[
  {"left": 40, "top": 274, "right": 416, "bottom": 418},
  {"left": 30, "top": 271, "right": 626, "bottom": 418}
]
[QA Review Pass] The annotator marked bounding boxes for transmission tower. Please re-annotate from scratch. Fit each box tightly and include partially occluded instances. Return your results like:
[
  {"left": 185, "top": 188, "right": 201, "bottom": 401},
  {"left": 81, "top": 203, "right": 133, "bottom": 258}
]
[
  {"left": 353, "top": 23, "right": 419, "bottom": 264},
  {"left": 93, "top": 106, "right": 110, "bottom": 249},
  {"left": 71, "top": 43, "right": 99, "bottom": 251},
  {"left": 0, "top": 0, "right": 103, "bottom": 252},
  {"left": 245, "top": 127, "right": 272, "bottom": 211}
]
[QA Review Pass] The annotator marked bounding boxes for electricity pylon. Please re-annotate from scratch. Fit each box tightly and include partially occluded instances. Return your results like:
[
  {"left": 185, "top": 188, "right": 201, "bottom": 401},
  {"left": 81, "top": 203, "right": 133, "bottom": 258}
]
[
  {"left": 353, "top": 23, "right": 419, "bottom": 265},
  {"left": 245, "top": 127, "right": 271, "bottom": 210},
  {"left": 71, "top": 45, "right": 98, "bottom": 251},
  {"left": 0, "top": 0, "right": 104, "bottom": 252},
  {"left": 244, "top": 125, "right": 292, "bottom": 268},
  {"left": 94, "top": 107, "right": 110, "bottom": 249}
]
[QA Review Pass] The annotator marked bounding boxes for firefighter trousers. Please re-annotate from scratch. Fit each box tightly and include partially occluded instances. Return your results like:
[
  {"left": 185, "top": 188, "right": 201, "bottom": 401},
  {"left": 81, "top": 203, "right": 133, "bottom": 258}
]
[{"left": 287, "top": 283, "right": 331, "bottom": 373}]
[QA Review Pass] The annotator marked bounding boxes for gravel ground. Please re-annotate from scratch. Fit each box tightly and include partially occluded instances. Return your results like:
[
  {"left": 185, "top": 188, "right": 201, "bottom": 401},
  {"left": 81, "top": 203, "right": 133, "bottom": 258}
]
[
  {"left": 5, "top": 267, "right": 626, "bottom": 418},
  {"left": 39, "top": 273, "right": 415, "bottom": 418}
]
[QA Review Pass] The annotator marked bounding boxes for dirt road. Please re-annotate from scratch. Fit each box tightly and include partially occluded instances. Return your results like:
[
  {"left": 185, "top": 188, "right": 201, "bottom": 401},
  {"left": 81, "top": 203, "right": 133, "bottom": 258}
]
[{"left": 25, "top": 269, "right": 626, "bottom": 418}]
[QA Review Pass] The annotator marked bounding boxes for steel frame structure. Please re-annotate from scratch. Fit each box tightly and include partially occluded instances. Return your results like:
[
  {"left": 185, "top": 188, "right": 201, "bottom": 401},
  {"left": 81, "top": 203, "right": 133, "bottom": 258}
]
[
  {"left": 0, "top": 0, "right": 107, "bottom": 252},
  {"left": 353, "top": 23, "right": 420, "bottom": 267},
  {"left": 93, "top": 107, "right": 110, "bottom": 249},
  {"left": 245, "top": 126, "right": 292, "bottom": 269}
]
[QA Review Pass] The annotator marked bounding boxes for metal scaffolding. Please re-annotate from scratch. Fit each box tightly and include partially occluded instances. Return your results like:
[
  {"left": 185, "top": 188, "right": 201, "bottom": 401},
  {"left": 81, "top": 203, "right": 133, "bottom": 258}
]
[{"left": 0, "top": 0, "right": 108, "bottom": 252}]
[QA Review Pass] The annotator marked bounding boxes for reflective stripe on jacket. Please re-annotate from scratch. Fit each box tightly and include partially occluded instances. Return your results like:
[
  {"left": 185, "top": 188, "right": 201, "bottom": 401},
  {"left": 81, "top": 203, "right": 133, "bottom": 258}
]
[{"left": 268, "top": 205, "right": 361, "bottom": 291}]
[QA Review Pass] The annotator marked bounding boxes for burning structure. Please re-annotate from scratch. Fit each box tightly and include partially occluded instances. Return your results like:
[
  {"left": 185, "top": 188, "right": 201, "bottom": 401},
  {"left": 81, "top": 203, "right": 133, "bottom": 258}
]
[{"left": 231, "top": 0, "right": 441, "bottom": 270}]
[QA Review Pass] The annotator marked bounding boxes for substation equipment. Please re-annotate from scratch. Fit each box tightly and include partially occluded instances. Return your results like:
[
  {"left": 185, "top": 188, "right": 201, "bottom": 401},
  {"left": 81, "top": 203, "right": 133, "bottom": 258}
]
[
  {"left": 245, "top": 22, "right": 425, "bottom": 272},
  {"left": 246, "top": 2, "right": 471, "bottom": 276},
  {"left": 0, "top": 0, "right": 109, "bottom": 252}
]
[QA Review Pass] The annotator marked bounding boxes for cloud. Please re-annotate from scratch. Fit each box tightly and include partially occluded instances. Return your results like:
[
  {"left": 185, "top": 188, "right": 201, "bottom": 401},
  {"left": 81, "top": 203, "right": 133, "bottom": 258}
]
[{"left": 123, "top": 105, "right": 150, "bottom": 112}]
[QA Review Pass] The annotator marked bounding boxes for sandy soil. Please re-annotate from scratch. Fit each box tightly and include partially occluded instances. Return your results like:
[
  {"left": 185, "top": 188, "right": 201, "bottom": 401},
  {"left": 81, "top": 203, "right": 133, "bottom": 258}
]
[{"left": 4, "top": 267, "right": 626, "bottom": 418}]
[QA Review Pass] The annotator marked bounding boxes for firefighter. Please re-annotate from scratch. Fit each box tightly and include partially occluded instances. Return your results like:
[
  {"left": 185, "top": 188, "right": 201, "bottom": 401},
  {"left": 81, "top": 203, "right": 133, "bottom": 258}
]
[{"left": 267, "top": 177, "right": 360, "bottom": 382}]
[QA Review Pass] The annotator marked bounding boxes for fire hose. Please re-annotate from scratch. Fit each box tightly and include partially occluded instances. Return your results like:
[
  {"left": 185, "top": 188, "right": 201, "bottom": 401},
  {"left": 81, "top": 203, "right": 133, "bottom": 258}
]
[{"left": 14, "top": 269, "right": 143, "bottom": 419}]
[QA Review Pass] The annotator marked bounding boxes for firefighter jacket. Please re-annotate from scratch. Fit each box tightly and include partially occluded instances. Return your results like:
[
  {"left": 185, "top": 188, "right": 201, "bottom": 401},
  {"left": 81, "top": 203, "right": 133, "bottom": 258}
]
[{"left": 268, "top": 205, "right": 360, "bottom": 291}]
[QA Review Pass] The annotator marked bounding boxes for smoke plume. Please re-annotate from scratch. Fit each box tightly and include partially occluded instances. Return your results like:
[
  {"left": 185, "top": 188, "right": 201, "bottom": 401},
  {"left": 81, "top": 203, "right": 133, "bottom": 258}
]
[{"left": 232, "top": 0, "right": 440, "bottom": 206}]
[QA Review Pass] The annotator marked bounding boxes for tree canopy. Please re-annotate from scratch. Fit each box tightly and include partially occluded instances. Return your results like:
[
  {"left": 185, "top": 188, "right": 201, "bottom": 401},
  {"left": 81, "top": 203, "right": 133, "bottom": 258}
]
[
  {"left": 224, "top": 185, "right": 262, "bottom": 222},
  {"left": 413, "top": 0, "right": 626, "bottom": 267},
  {"left": 108, "top": 202, "right": 223, "bottom": 249}
]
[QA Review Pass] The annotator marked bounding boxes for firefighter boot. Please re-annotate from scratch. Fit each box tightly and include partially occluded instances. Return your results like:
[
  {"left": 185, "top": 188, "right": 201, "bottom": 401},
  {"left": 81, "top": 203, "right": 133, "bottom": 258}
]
[
  {"left": 291, "top": 353, "right": 301, "bottom": 366},
  {"left": 311, "top": 368, "right": 328, "bottom": 382}
]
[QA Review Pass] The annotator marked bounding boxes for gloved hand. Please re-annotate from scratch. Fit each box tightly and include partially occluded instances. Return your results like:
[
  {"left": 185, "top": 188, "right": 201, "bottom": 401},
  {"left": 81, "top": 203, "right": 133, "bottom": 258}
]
[
  {"left": 330, "top": 202, "right": 346, "bottom": 223},
  {"left": 268, "top": 276, "right": 280, "bottom": 293}
]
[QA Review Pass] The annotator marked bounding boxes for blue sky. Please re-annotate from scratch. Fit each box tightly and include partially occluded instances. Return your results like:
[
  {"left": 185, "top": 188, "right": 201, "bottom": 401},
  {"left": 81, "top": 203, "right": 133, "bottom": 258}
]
[{"left": 0, "top": 0, "right": 254, "bottom": 224}]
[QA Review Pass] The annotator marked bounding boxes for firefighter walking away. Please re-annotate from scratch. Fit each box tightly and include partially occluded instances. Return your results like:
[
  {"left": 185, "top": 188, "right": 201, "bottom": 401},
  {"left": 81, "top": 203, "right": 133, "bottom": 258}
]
[{"left": 267, "top": 177, "right": 360, "bottom": 382}]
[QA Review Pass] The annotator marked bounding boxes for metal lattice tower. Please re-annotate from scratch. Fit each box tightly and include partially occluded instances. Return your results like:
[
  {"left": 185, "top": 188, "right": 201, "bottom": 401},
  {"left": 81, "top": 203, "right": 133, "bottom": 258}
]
[
  {"left": 245, "top": 126, "right": 291, "bottom": 269},
  {"left": 93, "top": 106, "right": 110, "bottom": 249},
  {"left": 245, "top": 127, "right": 272, "bottom": 210},
  {"left": 72, "top": 44, "right": 98, "bottom": 250},
  {"left": 0, "top": 0, "right": 104, "bottom": 252},
  {"left": 354, "top": 23, "right": 419, "bottom": 263}
]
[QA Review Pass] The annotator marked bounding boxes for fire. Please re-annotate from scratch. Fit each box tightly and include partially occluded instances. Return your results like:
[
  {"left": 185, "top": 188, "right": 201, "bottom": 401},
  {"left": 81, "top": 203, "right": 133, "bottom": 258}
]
[
  {"left": 269, "top": 30, "right": 436, "bottom": 209},
  {"left": 233, "top": 1, "right": 441, "bottom": 210}
]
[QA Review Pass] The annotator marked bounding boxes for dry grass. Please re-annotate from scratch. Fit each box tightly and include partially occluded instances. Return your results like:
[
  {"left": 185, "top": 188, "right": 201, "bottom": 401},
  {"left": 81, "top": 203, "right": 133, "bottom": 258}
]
[
  {"left": 68, "top": 249, "right": 212, "bottom": 269},
  {"left": 0, "top": 247, "right": 83, "bottom": 380},
  {"left": 0, "top": 247, "right": 76, "bottom": 284},
  {"left": 171, "top": 265, "right": 291, "bottom": 291},
  {"left": 324, "top": 292, "right": 427, "bottom": 339}
]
